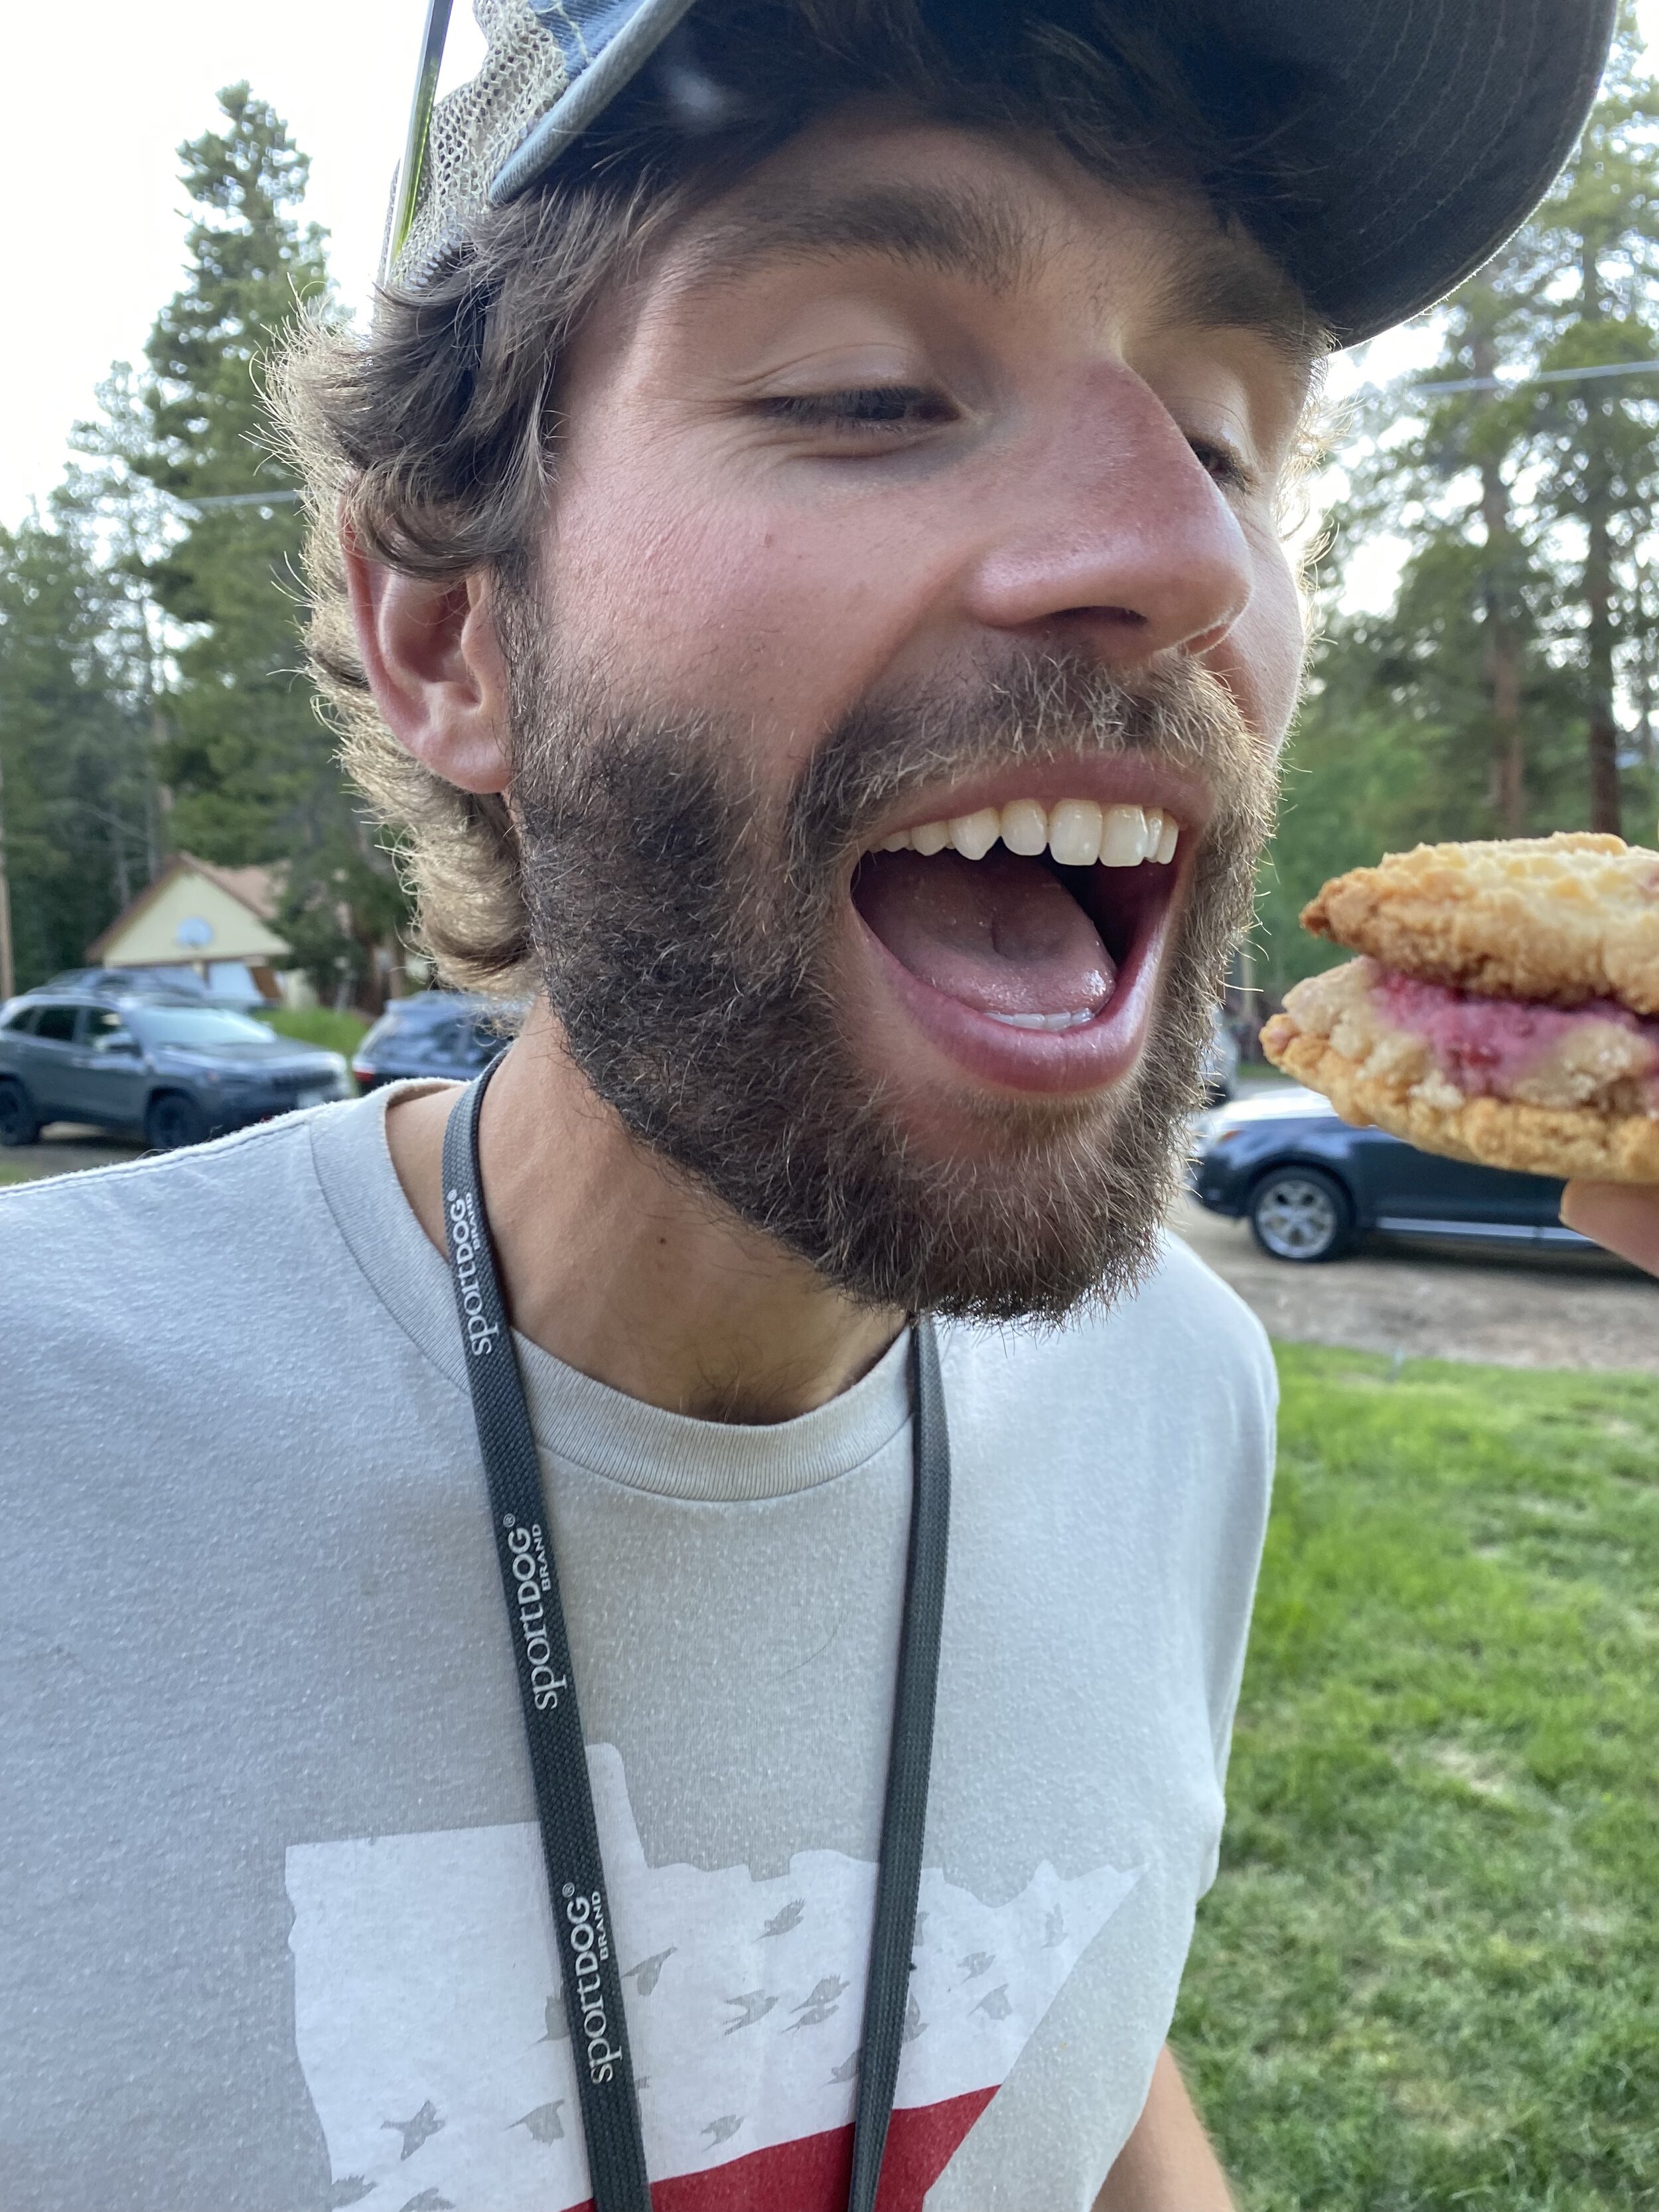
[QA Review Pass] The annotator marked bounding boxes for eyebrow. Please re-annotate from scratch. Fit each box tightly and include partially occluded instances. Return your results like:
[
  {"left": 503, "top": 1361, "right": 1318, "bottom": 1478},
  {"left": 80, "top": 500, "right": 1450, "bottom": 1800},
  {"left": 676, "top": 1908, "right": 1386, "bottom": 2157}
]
[
  {"left": 670, "top": 178, "right": 1327, "bottom": 374},
  {"left": 1150, "top": 227, "right": 1329, "bottom": 370},
  {"left": 675, "top": 180, "right": 1039, "bottom": 297}
]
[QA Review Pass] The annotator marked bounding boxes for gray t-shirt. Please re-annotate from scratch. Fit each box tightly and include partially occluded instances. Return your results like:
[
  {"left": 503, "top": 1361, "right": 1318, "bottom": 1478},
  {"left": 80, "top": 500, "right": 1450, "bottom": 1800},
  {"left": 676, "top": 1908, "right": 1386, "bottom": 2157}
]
[{"left": 0, "top": 1087, "right": 1275, "bottom": 2212}]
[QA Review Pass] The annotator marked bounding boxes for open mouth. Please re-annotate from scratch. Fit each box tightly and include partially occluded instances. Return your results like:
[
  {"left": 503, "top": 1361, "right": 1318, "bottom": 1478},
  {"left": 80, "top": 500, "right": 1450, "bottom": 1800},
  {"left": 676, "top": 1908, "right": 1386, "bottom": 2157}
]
[{"left": 849, "top": 796, "right": 1187, "bottom": 1095}]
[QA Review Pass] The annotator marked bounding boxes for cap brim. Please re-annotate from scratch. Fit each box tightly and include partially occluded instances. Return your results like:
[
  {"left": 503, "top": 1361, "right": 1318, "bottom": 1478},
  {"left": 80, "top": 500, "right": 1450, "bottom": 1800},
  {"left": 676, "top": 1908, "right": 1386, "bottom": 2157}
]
[
  {"left": 1204, "top": 0, "right": 1617, "bottom": 344},
  {"left": 492, "top": 0, "right": 1617, "bottom": 345}
]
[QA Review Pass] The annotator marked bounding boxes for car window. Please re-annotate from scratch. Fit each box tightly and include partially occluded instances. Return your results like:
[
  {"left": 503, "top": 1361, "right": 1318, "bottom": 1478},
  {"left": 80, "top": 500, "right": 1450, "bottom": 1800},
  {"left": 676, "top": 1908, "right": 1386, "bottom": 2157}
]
[
  {"left": 2, "top": 1005, "right": 39, "bottom": 1033},
  {"left": 392, "top": 1014, "right": 447, "bottom": 1059},
  {"left": 127, "top": 1007, "right": 274, "bottom": 1049},
  {"left": 423, "top": 1017, "right": 468, "bottom": 1063},
  {"left": 80, "top": 1007, "right": 136, "bottom": 1051},
  {"left": 364, "top": 1004, "right": 509, "bottom": 1066},
  {"left": 467, "top": 1018, "right": 508, "bottom": 1068},
  {"left": 32, "top": 1005, "right": 79, "bottom": 1043}
]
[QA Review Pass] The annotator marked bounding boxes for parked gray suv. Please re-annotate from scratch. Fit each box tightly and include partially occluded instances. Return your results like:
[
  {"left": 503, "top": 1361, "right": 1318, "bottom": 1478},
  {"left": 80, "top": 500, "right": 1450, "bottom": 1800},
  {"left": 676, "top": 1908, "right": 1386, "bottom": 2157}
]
[{"left": 0, "top": 990, "right": 352, "bottom": 1151}]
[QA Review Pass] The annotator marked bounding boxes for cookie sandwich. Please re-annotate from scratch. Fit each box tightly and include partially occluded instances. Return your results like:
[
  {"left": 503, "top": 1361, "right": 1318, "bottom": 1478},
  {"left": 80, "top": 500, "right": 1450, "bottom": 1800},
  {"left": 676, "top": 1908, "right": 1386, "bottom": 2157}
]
[{"left": 1260, "top": 832, "right": 1659, "bottom": 1182}]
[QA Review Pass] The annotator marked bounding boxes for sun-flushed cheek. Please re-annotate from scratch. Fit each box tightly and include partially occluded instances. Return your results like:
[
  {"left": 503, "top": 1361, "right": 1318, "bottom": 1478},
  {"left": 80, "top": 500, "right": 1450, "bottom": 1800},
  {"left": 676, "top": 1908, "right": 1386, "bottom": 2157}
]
[
  {"left": 541, "top": 464, "right": 753, "bottom": 686},
  {"left": 1207, "top": 523, "right": 1305, "bottom": 748},
  {"left": 542, "top": 443, "right": 954, "bottom": 784}
]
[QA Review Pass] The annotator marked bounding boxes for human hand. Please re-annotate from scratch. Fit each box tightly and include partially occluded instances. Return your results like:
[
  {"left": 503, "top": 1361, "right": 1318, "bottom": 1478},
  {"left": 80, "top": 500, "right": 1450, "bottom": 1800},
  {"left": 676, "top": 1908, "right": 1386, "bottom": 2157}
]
[{"left": 1560, "top": 1181, "right": 1659, "bottom": 1276}]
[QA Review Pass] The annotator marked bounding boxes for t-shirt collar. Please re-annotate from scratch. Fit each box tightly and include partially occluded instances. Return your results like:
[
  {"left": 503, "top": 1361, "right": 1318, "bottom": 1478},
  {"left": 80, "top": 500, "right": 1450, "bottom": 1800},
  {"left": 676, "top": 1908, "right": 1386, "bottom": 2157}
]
[{"left": 308, "top": 1083, "right": 914, "bottom": 1503}]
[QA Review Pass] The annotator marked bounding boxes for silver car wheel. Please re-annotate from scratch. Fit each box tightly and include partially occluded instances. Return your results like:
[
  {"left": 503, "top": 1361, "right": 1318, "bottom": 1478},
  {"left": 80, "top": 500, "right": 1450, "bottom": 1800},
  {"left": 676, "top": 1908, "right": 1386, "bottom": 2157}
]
[{"left": 1252, "top": 1173, "right": 1344, "bottom": 1261}]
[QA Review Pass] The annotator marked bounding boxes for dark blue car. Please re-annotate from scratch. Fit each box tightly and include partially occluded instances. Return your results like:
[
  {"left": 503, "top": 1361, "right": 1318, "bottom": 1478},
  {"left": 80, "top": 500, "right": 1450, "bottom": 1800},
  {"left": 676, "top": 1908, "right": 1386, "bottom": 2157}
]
[
  {"left": 1190, "top": 1084, "right": 1598, "bottom": 1262},
  {"left": 350, "top": 993, "right": 522, "bottom": 1090}
]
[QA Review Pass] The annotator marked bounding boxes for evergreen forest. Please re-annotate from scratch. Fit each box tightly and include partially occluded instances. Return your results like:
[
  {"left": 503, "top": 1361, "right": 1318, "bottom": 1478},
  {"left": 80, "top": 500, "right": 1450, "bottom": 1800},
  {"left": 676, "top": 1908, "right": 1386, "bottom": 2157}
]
[
  {"left": 0, "top": 86, "right": 404, "bottom": 1003},
  {"left": 1265, "top": 13, "right": 1659, "bottom": 997}
]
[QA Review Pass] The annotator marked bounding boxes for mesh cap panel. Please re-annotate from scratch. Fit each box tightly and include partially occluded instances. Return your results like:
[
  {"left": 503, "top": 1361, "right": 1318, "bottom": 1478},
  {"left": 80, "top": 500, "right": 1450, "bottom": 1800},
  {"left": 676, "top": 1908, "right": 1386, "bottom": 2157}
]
[
  {"left": 388, "top": 0, "right": 695, "bottom": 289},
  {"left": 392, "top": 0, "right": 570, "bottom": 288}
]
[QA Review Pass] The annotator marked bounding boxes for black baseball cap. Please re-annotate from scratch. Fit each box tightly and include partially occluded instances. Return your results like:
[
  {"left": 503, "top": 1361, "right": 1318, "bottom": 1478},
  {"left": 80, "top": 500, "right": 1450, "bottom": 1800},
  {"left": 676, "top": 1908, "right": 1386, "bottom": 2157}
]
[{"left": 390, "top": 0, "right": 1616, "bottom": 344}]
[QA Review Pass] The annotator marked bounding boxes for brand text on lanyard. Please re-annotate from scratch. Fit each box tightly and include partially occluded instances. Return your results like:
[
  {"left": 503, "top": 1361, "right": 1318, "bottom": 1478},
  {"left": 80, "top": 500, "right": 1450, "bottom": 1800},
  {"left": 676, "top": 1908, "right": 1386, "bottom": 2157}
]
[{"left": 441, "top": 1058, "right": 950, "bottom": 2212}]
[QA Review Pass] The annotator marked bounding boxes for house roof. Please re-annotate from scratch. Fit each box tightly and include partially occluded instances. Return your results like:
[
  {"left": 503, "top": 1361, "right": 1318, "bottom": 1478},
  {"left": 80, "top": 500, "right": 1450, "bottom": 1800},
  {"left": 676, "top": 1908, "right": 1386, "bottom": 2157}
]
[
  {"left": 183, "top": 855, "right": 285, "bottom": 924},
  {"left": 86, "top": 853, "right": 290, "bottom": 964}
]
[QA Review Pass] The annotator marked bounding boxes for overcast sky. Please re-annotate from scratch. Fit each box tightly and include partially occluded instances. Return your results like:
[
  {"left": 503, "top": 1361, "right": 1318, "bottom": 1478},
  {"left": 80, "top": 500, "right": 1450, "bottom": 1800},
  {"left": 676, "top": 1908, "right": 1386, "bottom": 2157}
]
[
  {"left": 3, "top": 1, "right": 1653, "bottom": 567},
  {"left": 1, "top": 0, "right": 488, "bottom": 529}
]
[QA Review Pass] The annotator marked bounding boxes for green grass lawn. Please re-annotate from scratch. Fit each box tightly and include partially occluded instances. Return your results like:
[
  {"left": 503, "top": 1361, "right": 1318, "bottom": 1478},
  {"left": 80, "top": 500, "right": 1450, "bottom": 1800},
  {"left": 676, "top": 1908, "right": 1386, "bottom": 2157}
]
[
  {"left": 255, "top": 1005, "right": 370, "bottom": 1057},
  {"left": 1236, "top": 1061, "right": 1298, "bottom": 1086},
  {"left": 1175, "top": 1347, "right": 1658, "bottom": 2209}
]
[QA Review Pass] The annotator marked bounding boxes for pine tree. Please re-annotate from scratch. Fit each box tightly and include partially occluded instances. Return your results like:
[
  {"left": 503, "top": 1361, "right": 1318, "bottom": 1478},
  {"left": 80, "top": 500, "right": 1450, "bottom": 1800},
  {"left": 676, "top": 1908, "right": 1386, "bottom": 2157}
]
[
  {"left": 1260, "top": 10, "right": 1659, "bottom": 997},
  {"left": 60, "top": 363, "right": 177, "bottom": 888},
  {"left": 1332, "top": 218, "right": 1577, "bottom": 841},
  {"left": 1444, "top": 275, "right": 1540, "bottom": 836},
  {"left": 1514, "top": 10, "right": 1659, "bottom": 835},
  {"left": 0, "top": 510, "right": 153, "bottom": 988},
  {"left": 137, "top": 84, "right": 407, "bottom": 1002}
]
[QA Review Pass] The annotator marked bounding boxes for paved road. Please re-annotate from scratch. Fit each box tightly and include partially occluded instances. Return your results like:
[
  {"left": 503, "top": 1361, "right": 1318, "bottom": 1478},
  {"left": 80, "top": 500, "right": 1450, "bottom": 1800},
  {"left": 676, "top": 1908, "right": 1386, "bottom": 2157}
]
[
  {"left": 7, "top": 1123, "right": 1658, "bottom": 1373},
  {"left": 1171, "top": 1195, "right": 1659, "bottom": 1374}
]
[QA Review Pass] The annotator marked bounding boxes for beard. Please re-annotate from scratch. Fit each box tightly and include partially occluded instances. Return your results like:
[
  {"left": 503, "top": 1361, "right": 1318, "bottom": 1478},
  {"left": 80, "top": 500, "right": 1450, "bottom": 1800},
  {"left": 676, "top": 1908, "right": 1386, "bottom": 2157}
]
[{"left": 504, "top": 615, "right": 1277, "bottom": 1323}]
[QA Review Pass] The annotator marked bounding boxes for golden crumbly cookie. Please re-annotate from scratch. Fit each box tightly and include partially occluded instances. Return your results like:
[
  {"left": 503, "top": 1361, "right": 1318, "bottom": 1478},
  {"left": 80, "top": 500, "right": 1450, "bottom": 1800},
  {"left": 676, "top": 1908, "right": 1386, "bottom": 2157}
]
[
  {"left": 1301, "top": 831, "right": 1659, "bottom": 1013},
  {"left": 1260, "top": 1011, "right": 1659, "bottom": 1183}
]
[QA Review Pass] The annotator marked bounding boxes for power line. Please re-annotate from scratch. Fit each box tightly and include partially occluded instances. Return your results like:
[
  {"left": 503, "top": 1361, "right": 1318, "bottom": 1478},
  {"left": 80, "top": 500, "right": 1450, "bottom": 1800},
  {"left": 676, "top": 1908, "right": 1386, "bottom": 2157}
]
[
  {"left": 1414, "top": 358, "right": 1659, "bottom": 396},
  {"left": 182, "top": 489, "right": 303, "bottom": 510}
]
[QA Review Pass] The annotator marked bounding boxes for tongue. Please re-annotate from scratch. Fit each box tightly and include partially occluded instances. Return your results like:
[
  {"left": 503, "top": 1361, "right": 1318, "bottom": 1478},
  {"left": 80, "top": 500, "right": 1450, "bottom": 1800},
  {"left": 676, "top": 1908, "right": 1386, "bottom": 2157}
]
[{"left": 854, "top": 849, "right": 1115, "bottom": 1019}]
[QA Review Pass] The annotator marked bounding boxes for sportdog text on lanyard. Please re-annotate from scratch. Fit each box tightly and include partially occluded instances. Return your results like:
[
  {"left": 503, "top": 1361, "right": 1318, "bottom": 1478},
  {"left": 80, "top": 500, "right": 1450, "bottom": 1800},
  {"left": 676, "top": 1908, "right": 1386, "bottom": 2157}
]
[{"left": 441, "top": 1062, "right": 952, "bottom": 2212}]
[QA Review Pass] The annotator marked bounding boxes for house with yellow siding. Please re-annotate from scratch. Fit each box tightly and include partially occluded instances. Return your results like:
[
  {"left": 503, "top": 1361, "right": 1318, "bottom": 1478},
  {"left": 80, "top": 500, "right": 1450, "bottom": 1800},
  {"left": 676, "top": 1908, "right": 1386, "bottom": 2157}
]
[{"left": 86, "top": 854, "right": 302, "bottom": 1004}]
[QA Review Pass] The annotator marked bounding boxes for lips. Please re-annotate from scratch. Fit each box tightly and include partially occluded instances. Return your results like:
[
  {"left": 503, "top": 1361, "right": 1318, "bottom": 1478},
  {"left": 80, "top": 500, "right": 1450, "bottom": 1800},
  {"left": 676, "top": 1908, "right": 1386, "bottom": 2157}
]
[{"left": 849, "top": 790, "right": 1189, "bottom": 1095}]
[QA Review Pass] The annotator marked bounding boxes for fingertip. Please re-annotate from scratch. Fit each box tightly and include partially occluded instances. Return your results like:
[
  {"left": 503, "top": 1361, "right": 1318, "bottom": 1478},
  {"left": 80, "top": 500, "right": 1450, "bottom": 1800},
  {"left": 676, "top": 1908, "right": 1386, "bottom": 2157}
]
[
  {"left": 1558, "top": 1177, "right": 1603, "bottom": 1233},
  {"left": 1558, "top": 1177, "right": 1659, "bottom": 1272}
]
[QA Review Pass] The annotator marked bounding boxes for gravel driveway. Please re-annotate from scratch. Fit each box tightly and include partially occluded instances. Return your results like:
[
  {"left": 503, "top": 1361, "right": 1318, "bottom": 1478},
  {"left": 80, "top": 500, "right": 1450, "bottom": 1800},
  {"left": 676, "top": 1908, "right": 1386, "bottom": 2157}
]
[
  {"left": 0, "top": 1126, "right": 145, "bottom": 1184},
  {"left": 1171, "top": 1195, "right": 1659, "bottom": 1374}
]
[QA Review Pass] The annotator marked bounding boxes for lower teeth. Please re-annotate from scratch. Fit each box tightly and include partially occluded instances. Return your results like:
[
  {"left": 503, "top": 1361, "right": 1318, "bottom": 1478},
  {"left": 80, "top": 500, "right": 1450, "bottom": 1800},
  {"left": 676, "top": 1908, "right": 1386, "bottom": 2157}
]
[{"left": 985, "top": 1009, "right": 1097, "bottom": 1032}]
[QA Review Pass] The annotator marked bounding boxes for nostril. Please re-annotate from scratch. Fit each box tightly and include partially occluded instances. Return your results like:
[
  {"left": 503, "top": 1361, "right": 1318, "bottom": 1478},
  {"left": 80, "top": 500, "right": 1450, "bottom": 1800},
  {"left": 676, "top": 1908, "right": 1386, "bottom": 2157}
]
[{"left": 1045, "top": 605, "right": 1149, "bottom": 636}]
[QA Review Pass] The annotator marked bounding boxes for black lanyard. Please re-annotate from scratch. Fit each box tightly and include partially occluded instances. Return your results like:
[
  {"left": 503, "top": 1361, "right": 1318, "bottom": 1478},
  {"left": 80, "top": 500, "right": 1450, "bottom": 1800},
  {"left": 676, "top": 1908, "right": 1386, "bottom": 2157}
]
[{"left": 441, "top": 1063, "right": 951, "bottom": 2212}]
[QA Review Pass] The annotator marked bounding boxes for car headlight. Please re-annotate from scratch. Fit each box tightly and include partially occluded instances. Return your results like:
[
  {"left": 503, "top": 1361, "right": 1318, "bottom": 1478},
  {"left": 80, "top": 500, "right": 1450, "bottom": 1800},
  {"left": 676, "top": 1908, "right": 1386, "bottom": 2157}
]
[{"left": 1190, "top": 1112, "right": 1242, "bottom": 1156}]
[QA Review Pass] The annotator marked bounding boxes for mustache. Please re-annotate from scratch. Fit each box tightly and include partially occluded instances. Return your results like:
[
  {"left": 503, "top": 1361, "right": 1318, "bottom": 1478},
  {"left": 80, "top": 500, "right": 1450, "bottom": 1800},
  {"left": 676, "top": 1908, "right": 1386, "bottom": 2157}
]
[{"left": 784, "top": 652, "right": 1271, "bottom": 884}]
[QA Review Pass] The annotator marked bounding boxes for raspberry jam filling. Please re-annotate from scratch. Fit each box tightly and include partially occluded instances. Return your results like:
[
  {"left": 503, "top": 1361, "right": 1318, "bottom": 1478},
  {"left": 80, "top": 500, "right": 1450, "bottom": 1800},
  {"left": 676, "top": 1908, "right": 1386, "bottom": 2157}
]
[{"left": 1374, "top": 968, "right": 1659, "bottom": 1100}]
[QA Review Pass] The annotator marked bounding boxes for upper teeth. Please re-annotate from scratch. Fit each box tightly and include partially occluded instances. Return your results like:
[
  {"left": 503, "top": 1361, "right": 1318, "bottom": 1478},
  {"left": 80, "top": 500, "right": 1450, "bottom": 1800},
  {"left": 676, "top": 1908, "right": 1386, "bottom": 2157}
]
[{"left": 874, "top": 800, "right": 1179, "bottom": 867}]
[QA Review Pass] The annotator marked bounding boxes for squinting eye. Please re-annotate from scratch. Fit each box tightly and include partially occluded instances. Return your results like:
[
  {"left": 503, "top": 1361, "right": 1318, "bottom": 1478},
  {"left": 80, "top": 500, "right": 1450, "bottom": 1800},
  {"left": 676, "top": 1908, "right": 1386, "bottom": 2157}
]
[
  {"left": 1188, "top": 435, "right": 1256, "bottom": 493},
  {"left": 760, "top": 385, "right": 957, "bottom": 433}
]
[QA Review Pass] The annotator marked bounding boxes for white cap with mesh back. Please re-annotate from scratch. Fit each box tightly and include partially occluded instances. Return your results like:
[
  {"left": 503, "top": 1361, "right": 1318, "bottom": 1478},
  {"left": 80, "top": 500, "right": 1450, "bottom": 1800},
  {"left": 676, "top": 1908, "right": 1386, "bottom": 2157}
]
[{"left": 383, "top": 0, "right": 1617, "bottom": 346}]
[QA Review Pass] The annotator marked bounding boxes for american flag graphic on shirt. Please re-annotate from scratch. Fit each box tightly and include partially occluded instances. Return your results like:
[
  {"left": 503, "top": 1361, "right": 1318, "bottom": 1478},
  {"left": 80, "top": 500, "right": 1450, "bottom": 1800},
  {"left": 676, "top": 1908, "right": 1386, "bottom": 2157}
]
[{"left": 287, "top": 1744, "right": 1139, "bottom": 2212}]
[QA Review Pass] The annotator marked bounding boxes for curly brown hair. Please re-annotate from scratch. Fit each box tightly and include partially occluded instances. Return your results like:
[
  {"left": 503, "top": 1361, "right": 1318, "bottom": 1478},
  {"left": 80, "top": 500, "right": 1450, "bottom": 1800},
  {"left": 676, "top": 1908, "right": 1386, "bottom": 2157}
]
[{"left": 273, "top": 0, "right": 1325, "bottom": 995}]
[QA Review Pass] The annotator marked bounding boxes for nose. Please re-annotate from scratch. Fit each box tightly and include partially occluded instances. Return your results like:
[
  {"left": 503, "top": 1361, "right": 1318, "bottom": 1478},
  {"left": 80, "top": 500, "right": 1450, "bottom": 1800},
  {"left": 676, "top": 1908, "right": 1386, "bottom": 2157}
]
[{"left": 963, "top": 364, "right": 1254, "bottom": 664}]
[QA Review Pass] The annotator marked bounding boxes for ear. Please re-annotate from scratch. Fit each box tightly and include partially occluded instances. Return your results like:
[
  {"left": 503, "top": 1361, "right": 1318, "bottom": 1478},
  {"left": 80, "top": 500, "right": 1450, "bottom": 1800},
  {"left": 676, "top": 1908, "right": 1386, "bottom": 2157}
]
[{"left": 344, "top": 527, "right": 514, "bottom": 794}]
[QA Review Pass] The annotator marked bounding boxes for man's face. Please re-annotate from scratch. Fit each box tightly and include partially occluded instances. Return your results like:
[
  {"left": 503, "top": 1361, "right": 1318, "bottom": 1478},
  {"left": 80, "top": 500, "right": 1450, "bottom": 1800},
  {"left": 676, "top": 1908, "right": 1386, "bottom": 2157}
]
[{"left": 506, "top": 110, "right": 1313, "bottom": 1318}]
